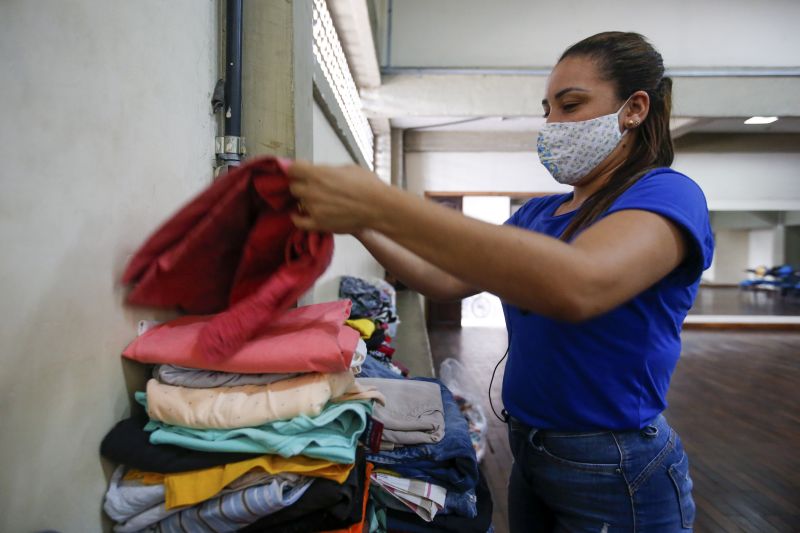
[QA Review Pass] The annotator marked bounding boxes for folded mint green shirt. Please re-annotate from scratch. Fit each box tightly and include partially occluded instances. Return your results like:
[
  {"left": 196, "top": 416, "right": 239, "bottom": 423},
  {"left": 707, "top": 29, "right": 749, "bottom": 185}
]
[{"left": 136, "top": 392, "right": 371, "bottom": 464}]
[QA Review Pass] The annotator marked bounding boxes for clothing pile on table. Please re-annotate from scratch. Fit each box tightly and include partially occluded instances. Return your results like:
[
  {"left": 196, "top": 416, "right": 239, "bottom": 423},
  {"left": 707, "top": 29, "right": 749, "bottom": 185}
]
[
  {"left": 101, "top": 157, "right": 493, "bottom": 532},
  {"left": 344, "top": 277, "right": 493, "bottom": 533},
  {"left": 339, "top": 276, "right": 405, "bottom": 377}
]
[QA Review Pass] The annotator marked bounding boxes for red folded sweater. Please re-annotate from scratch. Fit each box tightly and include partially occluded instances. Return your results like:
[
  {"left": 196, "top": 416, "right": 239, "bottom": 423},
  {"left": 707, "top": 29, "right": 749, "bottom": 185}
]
[{"left": 121, "top": 157, "right": 334, "bottom": 360}]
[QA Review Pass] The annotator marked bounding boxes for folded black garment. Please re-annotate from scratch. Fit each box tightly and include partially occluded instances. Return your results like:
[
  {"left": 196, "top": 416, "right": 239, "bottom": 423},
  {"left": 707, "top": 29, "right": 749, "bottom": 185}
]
[
  {"left": 100, "top": 411, "right": 261, "bottom": 472},
  {"left": 241, "top": 447, "right": 366, "bottom": 533},
  {"left": 385, "top": 468, "right": 493, "bottom": 533},
  {"left": 365, "top": 327, "right": 386, "bottom": 351}
]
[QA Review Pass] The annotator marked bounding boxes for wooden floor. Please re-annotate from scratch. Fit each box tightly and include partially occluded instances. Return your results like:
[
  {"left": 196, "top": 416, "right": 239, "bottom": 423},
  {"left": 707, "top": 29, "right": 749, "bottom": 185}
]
[{"left": 428, "top": 327, "right": 800, "bottom": 533}]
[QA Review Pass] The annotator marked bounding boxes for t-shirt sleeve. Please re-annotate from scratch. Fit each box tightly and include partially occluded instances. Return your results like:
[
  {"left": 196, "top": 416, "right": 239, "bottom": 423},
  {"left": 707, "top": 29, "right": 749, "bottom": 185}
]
[
  {"left": 504, "top": 196, "right": 548, "bottom": 227},
  {"left": 603, "top": 170, "right": 715, "bottom": 284}
]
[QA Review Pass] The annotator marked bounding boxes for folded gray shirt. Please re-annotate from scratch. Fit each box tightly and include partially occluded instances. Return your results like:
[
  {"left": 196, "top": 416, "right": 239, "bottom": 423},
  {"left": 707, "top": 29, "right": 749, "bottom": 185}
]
[
  {"left": 357, "top": 378, "right": 445, "bottom": 445},
  {"left": 153, "top": 364, "right": 300, "bottom": 388}
]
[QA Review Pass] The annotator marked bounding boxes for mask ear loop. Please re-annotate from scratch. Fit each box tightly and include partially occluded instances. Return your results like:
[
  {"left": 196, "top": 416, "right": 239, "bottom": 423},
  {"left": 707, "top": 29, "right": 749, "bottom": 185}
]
[
  {"left": 616, "top": 95, "right": 635, "bottom": 135},
  {"left": 619, "top": 94, "right": 645, "bottom": 132}
]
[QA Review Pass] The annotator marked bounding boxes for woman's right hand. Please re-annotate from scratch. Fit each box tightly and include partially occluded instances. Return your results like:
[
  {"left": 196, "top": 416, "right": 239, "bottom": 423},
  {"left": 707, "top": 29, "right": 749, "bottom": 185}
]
[{"left": 287, "top": 161, "right": 391, "bottom": 234}]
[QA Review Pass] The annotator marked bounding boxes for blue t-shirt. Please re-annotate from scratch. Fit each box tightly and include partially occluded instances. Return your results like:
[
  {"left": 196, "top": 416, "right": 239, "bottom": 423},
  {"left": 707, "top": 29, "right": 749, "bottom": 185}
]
[{"left": 502, "top": 167, "right": 714, "bottom": 431}]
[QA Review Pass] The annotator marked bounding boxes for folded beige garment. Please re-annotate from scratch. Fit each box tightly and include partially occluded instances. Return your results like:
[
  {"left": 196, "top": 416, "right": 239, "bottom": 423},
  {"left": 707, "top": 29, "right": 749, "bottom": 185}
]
[
  {"left": 146, "top": 371, "right": 354, "bottom": 429},
  {"left": 357, "top": 378, "right": 445, "bottom": 445}
]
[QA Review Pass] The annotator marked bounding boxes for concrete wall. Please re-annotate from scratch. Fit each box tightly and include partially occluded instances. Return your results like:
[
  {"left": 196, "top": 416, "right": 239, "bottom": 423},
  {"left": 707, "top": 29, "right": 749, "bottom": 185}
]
[
  {"left": 385, "top": 0, "right": 800, "bottom": 68},
  {"left": 0, "top": 1, "right": 218, "bottom": 531},
  {"left": 672, "top": 135, "right": 800, "bottom": 212},
  {"left": 673, "top": 155, "right": 800, "bottom": 211},
  {"left": 710, "top": 211, "right": 780, "bottom": 231},
  {"left": 406, "top": 135, "right": 800, "bottom": 211},
  {"left": 405, "top": 151, "right": 571, "bottom": 196},
  {"left": 311, "top": 101, "right": 385, "bottom": 302}
]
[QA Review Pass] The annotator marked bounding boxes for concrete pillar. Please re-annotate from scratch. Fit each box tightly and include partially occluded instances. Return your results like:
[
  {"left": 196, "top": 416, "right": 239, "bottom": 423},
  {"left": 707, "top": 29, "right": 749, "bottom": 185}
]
[
  {"left": 773, "top": 215, "right": 786, "bottom": 265},
  {"left": 374, "top": 131, "right": 392, "bottom": 184},
  {"left": 390, "top": 127, "right": 405, "bottom": 189},
  {"left": 712, "top": 230, "right": 750, "bottom": 284},
  {"left": 242, "top": 0, "right": 313, "bottom": 160}
]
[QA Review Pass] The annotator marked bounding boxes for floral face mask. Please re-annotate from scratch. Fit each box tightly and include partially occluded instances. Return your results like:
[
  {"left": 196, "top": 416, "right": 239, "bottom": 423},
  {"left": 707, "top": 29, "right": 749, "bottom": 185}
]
[{"left": 537, "top": 98, "right": 631, "bottom": 185}]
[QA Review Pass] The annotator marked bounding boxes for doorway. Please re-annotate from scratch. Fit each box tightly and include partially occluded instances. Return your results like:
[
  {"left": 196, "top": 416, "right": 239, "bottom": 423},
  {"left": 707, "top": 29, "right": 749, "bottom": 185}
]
[{"left": 425, "top": 193, "right": 537, "bottom": 328}]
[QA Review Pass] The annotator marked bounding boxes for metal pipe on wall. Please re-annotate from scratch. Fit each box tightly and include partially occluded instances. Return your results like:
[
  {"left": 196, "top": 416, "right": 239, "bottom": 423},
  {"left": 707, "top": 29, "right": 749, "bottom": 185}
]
[
  {"left": 224, "top": 0, "right": 243, "bottom": 137},
  {"left": 216, "top": 0, "right": 245, "bottom": 172}
]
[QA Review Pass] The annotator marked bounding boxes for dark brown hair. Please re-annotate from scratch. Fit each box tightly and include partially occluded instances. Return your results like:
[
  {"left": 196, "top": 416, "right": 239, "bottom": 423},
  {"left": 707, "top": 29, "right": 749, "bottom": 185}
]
[{"left": 558, "top": 32, "right": 674, "bottom": 241}]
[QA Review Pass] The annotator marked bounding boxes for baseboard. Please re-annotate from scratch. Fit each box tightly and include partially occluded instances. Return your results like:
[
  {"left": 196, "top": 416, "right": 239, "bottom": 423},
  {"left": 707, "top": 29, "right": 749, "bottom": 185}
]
[{"left": 684, "top": 315, "right": 800, "bottom": 330}]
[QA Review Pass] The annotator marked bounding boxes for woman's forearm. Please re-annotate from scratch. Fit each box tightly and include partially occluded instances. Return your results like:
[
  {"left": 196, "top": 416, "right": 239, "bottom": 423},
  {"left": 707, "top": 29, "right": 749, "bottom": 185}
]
[
  {"left": 355, "top": 229, "right": 480, "bottom": 301},
  {"left": 366, "top": 187, "right": 590, "bottom": 319}
]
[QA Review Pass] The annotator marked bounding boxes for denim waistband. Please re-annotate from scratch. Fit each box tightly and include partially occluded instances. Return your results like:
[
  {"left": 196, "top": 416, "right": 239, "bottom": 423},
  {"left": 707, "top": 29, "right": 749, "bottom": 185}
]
[{"left": 507, "top": 414, "right": 667, "bottom": 439}]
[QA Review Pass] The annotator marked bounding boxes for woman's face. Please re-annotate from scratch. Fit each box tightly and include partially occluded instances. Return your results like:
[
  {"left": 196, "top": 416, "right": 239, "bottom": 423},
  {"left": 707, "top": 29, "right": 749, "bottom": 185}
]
[{"left": 542, "top": 55, "right": 623, "bottom": 124}]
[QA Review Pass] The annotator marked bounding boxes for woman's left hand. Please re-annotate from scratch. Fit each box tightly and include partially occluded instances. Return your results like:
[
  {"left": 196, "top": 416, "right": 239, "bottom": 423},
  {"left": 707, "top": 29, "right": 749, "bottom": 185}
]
[{"left": 287, "top": 161, "right": 390, "bottom": 234}]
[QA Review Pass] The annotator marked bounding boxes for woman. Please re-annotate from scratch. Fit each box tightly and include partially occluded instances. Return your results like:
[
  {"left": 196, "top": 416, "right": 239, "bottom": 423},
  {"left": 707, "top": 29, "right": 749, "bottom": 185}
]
[{"left": 289, "top": 32, "right": 712, "bottom": 532}]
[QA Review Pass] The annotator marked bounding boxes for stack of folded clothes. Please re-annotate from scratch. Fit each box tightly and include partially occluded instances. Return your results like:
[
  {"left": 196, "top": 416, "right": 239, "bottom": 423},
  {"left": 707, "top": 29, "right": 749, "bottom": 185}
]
[
  {"left": 101, "top": 300, "right": 385, "bottom": 532},
  {"left": 105, "top": 157, "right": 494, "bottom": 532},
  {"left": 356, "top": 376, "right": 493, "bottom": 533},
  {"left": 338, "top": 276, "right": 495, "bottom": 532}
]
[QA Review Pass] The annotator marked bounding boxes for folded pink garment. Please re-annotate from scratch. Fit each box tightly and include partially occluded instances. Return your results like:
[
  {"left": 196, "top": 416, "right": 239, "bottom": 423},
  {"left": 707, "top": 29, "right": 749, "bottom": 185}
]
[{"left": 123, "top": 300, "right": 359, "bottom": 374}]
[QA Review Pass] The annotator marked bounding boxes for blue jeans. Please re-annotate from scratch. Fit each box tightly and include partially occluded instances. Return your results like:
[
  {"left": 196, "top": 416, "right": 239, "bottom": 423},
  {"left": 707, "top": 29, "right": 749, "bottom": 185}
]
[
  {"left": 359, "top": 352, "right": 403, "bottom": 379},
  {"left": 443, "top": 486, "right": 478, "bottom": 517},
  {"left": 507, "top": 414, "right": 695, "bottom": 532}
]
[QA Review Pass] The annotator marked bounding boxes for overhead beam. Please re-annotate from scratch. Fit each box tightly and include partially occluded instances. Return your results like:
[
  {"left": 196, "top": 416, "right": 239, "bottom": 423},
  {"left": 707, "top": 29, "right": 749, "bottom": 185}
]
[
  {"left": 669, "top": 118, "right": 713, "bottom": 140},
  {"left": 405, "top": 131, "right": 536, "bottom": 152},
  {"left": 362, "top": 74, "right": 545, "bottom": 117},
  {"left": 403, "top": 127, "right": 788, "bottom": 153},
  {"left": 380, "top": 67, "right": 800, "bottom": 77},
  {"left": 675, "top": 133, "right": 800, "bottom": 153},
  {"left": 327, "top": 0, "right": 381, "bottom": 88},
  {"left": 362, "top": 74, "right": 800, "bottom": 119},
  {"left": 710, "top": 211, "right": 780, "bottom": 230},
  {"left": 327, "top": 0, "right": 391, "bottom": 179}
]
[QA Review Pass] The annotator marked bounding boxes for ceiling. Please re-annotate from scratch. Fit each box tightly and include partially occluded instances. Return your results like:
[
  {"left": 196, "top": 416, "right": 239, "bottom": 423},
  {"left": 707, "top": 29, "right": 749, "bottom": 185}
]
[
  {"left": 390, "top": 116, "right": 800, "bottom": 134},
  {"left": 690, "top": 117, "right": 800, "bottom": 134},
  {"left": 381, "top": 0, "right": 800, "bottom": 70},
  {"left": 367, "top": 1, "right": 800, "bottom": 137}
]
